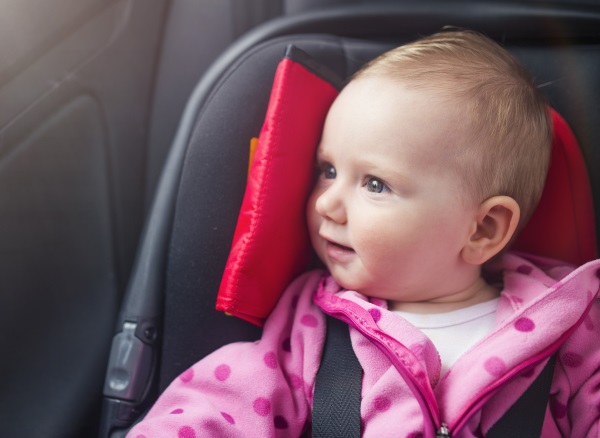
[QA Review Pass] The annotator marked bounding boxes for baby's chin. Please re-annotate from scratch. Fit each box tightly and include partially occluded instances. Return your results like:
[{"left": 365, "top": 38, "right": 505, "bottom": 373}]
[
  {"left": 324, "top": 269, "right": 352, "bottom": 290},
  {"left": 326, "top": 270, "right": 368, "bottom": 294},
  {"left": 319, "top": 259, "right": 393, "bottom": 298},
  {"left": 328, "top": 273, "right": 402, "bottom": 303}
]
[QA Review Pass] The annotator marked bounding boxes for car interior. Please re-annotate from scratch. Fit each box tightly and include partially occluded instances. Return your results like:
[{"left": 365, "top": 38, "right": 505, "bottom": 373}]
[{"left": 1, "top": 1, "right": 599, "bottom": 437}]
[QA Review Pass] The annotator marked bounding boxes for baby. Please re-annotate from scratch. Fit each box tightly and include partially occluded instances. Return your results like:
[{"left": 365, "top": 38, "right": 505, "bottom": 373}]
[{"left": 128, "top": 30, "right": 600, "bottom": 437}]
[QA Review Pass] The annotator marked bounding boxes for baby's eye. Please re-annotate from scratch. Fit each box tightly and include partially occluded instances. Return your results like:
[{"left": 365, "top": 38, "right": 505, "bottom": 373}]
[
  {"left": 365, "top": 176, "right": 387, "bottom": 193},
  {"left": 319, "top": 162, "right": 336, "bottom": 180}
]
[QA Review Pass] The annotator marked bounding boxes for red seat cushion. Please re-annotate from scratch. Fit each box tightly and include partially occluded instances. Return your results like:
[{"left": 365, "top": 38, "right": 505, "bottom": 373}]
[
  {"left": 216, "top": 47, "right": 341, "bottom": 326},
  {"left": 512, "top": 109, "right": 597, "bottom": 265}
]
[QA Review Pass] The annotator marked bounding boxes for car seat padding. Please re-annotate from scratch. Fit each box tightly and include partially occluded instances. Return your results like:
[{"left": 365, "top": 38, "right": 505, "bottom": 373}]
[
  {"left": 512, "top": 109, "right": 597, "bottom": 264},
  {"left": 216, "top": 46, "right": 343, "bottom": 326}
]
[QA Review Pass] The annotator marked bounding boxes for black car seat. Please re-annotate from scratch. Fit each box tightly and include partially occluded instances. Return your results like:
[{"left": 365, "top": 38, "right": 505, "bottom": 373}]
[{"left": 100, "top": 2, "right": 600, "bottom": 436}]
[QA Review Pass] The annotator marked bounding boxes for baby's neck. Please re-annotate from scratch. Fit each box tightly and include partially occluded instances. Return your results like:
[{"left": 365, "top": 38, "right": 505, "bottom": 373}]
[{"left": 389, "top": 277, "right": 500, "bottom": 314}]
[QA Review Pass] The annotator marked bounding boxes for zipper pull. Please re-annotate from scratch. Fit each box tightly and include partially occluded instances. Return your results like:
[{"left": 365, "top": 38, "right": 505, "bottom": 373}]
[{"left": 436, "top": 423, "right": 451, "bottom": 438}]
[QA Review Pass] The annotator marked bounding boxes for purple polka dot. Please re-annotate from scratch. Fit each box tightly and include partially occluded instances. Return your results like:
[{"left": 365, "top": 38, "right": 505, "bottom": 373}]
[
  {"left": 282, "top": 337, "right": 291, "bottom": 352},
  {"left": 406, "top": 433, "right": 424, "bottom": 438},
  {"left": 584, "top": 315, "right": 595, "bottom": 331},
  {"left": 484, "top": 356, "right": 507, "bottom": 377},
  {"left": 290, "top": 374, "right": 304, "bottom": 389},
  {"left": 514, "top": 317, "right": 535, "bottom": 332},
  {"left": 170, "top": 408, "right": 184, "bottom": 414},
  {"left": 562, "top": 352, "right": 583, "bottom": 368},
  {"left": 550, "top": 395, "right": 567, "bottom": 418},
  {"left": 413, "top": 369, "right": 426, "bottom": 381},
  {"left": 301, "top": 314, "right": 318, "bottom": 327},
  {"left": 179, "top": 368, "right": 194, "bottom": 383},
  {"left": 517, "top": 265, "right": 533, "bottom": 275},
  {"left": 135, "top": 435, "right": 147, "bottom": 438},
  {"left": 274, "top": 415, "right": 289, "bottom": 429},
  {"left": 221, "top": 412, "right": 235, "bottom": 424},
  {"left": 253, "top": 397, "right": 271, "bottom": 416},
  {"left": 178, "top": 426, "right": 196, "bottom": 438},
  {"left": 374, "top": 396, "right": 391, "bottom": 412},
  {"left": 595, "top": 269, "right": 600, "bottom": 279},
  {"left": 214, "top": 364, "right": 231, "bottom": 381},
  {"left": 368, "top": 308, "right": 382, "bottom": 323},
  {"left": 264, "top": 351, "right": 278, "bottom": 369}
]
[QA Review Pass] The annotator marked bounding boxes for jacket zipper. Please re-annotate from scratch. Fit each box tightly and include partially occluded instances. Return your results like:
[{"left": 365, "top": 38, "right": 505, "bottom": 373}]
[{"left": 436, "top": 423, "right": 451, "bottom": 437}]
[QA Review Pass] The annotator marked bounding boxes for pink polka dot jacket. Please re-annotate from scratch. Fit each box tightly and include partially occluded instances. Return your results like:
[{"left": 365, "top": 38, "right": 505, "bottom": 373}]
[{"left": 128, "top": 253, "right": 600, "bottom": 438}]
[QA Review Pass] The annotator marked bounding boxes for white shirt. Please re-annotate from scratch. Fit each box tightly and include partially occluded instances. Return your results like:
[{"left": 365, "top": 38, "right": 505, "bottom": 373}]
[{"left": 395, "top": 298, "right": 500, "bottom": 374}]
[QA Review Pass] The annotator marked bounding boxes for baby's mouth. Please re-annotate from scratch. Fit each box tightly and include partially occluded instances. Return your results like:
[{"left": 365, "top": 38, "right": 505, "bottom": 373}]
[{"left": 326, "top": 240, "right": 354, "bottom": 253}]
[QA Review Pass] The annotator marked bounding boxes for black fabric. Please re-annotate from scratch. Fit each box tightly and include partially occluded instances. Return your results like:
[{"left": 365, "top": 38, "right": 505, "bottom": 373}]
[
  {"left": 284, "top": 45, "right": 345, "bottom": 90},
  {"left": 487, "top": 355, "right": 557, "bottom": 437},
  {"left": 312, "top": 315, "right": 363, "bottom": 438}
]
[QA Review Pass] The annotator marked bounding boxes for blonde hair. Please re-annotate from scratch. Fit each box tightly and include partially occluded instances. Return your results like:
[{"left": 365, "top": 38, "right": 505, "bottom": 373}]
[{"left": 354, "top": 30, "right": 552, "bottom": 227}]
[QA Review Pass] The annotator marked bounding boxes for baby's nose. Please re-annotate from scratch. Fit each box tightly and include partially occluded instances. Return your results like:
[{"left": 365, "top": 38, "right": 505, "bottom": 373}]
[{"left": 315, "top": 186, "right": 347, "bottom": 224}]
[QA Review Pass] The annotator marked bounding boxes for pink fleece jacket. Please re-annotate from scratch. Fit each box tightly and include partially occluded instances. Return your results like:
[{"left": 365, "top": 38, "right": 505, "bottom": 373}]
[{"left": 128, "top": 253, "right": 600, "bottom": 437}]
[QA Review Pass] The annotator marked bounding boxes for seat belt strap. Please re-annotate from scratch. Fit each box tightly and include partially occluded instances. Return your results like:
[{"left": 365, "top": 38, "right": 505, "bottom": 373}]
[
  {"left": 486, "top": 354, "right": 556, "bottom": 437},
  {"left": 312, "top": 314, "right": 363, "bottom": 438},
  {"left": 312, "top": 314, "right": 556, "bottom": 437}
]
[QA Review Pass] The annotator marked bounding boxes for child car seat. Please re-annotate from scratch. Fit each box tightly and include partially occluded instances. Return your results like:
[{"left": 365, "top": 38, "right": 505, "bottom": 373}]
[{"left": 100, "top": 2, "right": 600, "bottom": 436}]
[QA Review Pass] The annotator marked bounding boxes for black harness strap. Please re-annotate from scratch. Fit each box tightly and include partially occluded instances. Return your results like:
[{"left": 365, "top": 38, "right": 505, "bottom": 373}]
[
  {"left": 312, "top": 314, "right": 556, "bottom": 437},
  {"left": 486, "top": 354, "right": 556, "bottom": 437},
  {"left": 312, "top": 315, "right": 363, "bottom": 438}
]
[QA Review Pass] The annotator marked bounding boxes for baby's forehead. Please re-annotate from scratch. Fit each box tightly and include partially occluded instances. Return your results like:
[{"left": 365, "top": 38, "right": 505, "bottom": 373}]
[
  {"left": 340, "top": 74, "right": 472, "bottom": 122},
  {"left": 323, "top": 79, "right": 480, "bottom": 175},
  {"left": 335, "top": 76, "right": 476, "bottom": 147}
]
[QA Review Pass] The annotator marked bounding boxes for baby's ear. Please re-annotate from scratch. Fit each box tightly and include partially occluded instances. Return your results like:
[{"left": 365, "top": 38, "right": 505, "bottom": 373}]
[{"left": 461, "top": 196, "right": 520, "bottom": 265}]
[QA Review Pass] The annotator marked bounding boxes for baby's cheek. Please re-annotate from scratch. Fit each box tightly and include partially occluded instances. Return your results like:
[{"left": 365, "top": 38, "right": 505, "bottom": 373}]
[
  {"left": 306, "top": 209, "right": 321, "bottom": 245},
  {"left": 357, "top": 219, "right": 415, "bottom": 258},
  {"left": 357, "top": 236, "right": 410, "bottom": 279}
]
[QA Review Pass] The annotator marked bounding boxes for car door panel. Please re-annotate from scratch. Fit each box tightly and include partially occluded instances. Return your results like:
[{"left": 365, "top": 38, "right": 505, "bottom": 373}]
[{"left": 0, "top": 0, "right": 168, "bottom": 436}]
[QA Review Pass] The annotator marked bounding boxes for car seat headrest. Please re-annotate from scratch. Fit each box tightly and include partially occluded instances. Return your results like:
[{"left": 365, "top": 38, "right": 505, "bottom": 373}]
[
  {"left": 217, "top": 46, "right": 597, "bottom": 327},
  {"left": 511, "top": 109, "right": 597, "bottom": 264},
  {"left": 216, "top": 46, "right": 342, "bottom": 326}
]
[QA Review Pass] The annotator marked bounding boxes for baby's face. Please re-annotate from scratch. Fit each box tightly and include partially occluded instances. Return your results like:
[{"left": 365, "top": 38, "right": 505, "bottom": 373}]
[{"left": 307, "top": 76, "right": 480, "bottom": 304}]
